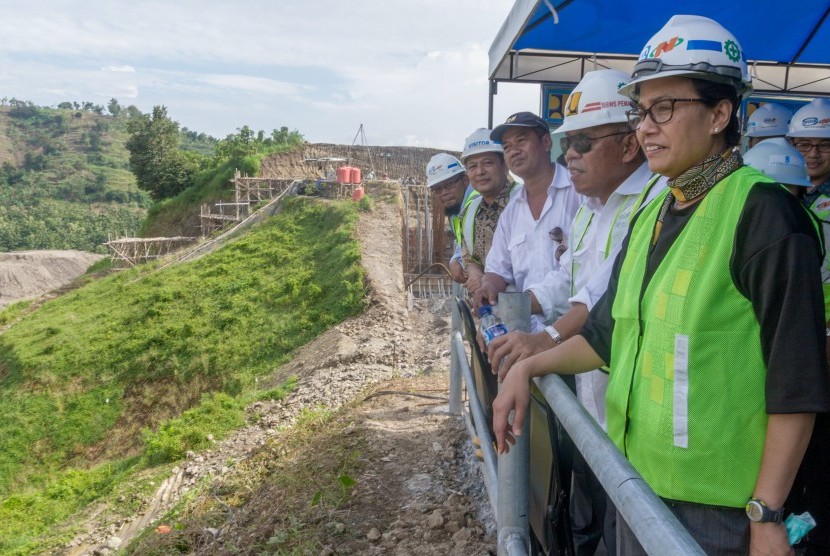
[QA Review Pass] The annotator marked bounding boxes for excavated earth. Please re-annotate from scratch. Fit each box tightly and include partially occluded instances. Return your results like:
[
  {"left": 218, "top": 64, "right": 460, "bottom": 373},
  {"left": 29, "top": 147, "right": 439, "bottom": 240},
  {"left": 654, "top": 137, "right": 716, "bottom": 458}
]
[
  {"left": 0, "top": 250, "right": 104, "bottom": 309},
  {"left": 49, "top": 193, "right": 495, "bottom": 555}
]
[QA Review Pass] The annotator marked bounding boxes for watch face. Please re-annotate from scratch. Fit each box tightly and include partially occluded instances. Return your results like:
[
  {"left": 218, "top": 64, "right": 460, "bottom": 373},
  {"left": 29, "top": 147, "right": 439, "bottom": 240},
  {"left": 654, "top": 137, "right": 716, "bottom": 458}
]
[{"left": 746, "top": 501, "right": 764, "bottom": 521}]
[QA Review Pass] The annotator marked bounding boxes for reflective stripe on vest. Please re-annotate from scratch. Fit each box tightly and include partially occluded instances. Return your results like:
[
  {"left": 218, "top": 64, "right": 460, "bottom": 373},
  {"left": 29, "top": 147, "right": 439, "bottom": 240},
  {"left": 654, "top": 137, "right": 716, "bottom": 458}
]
[
  {"left": 608, "top": 166, "right": 771, "bottom": 508},
  {"left": 450, "top": 188, "right": 480, "bottom": 246},
  {"left": 568, "top": 174, "right": 663, "bottom": 297}
]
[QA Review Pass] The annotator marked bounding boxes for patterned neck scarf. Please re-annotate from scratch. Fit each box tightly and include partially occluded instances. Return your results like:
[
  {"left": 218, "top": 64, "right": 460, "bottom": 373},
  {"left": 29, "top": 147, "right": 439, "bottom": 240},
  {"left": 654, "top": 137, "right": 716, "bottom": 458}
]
[
  {"left": 649, "top": 147, "right": 743, "bottom": 252},
  {"left": 667, "top": 147, "right": 743, "bottom": 202}
]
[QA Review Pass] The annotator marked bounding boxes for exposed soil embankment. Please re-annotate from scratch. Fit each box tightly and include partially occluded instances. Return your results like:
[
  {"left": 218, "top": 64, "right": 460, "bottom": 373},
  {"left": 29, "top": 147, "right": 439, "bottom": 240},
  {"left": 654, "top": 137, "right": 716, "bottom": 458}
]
[{"left": 0, "top": 250, "right": 104, "bottom": 309}]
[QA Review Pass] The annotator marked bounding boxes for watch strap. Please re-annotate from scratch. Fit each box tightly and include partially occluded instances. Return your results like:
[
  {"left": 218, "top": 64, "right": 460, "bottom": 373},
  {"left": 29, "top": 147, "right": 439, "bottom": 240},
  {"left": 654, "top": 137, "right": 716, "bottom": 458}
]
[
  {"left": 746, "top": 498, "right": 785, "bottom": 523},
  {"left": 544, "top": 325, "right": 563, "bottom": 345}
]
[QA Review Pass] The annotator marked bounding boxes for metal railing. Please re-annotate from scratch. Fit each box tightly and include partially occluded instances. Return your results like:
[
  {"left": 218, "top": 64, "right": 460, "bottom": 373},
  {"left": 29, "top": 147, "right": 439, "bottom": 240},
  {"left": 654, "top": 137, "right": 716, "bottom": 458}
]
[{"left": 448, "top": 286, "right": 705, "bottom": 555}]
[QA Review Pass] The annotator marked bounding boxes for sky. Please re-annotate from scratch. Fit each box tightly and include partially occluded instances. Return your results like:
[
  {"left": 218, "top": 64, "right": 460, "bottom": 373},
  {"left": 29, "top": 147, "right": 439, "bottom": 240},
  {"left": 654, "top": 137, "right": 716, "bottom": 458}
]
[{"left": 0, "top": 1, "right": 539, "bottom": 150}]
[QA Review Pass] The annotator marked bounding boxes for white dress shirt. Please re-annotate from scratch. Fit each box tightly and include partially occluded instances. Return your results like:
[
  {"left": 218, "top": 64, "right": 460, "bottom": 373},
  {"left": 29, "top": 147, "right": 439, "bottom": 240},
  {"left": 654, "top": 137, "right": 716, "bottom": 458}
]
[
  {"left": 484, "top": 162, "right": 582, "bottom": 332},
  {"left": 526, "top": 163, "right": 666, "bottom": 428}
]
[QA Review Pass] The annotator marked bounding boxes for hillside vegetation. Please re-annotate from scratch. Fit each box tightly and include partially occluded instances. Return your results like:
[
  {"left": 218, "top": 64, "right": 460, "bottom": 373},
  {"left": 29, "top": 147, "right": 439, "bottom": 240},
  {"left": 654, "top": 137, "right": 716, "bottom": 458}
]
[
  {"left": 0, "top": 101, "right": 151, "bottom": 252},
  {"left": 0, "top": 196, "right": 367, "bottom": 554}
]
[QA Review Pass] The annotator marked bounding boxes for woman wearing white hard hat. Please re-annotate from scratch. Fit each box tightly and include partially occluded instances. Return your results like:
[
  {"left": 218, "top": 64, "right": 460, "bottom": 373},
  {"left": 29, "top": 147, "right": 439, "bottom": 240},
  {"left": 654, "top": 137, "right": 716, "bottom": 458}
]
[{"left": 492, "top": 15, "right": 828, "bottom": 555}]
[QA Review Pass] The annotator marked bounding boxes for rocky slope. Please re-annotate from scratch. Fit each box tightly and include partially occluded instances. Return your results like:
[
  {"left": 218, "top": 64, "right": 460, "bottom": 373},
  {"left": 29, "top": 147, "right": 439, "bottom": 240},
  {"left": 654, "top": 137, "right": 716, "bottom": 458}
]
[{"left": 58, "top": 192, "right": 494, "bottom": 555}]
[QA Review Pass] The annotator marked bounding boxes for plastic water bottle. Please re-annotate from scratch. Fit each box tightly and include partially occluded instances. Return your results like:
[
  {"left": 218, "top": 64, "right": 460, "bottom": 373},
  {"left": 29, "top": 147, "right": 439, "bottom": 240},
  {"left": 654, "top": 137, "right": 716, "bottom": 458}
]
[{"left": 479, "top": 305, "right": 508, "bottom": 347}]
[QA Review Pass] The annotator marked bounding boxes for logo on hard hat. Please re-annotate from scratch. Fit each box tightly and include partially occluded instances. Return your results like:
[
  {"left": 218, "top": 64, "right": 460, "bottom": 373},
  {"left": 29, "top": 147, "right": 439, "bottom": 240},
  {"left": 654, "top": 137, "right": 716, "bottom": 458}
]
[
  {"left": 803, "top": 117, "right": 819, "bottom": 127},
  {"left": 565, "top": 92, "right": 581, "bottom": 116},
  {"left": 723, "top": 40, "right": 741, "bottom": 62},
  {"left": 650, "top": 37, "right": 684, "bottom": 58}
]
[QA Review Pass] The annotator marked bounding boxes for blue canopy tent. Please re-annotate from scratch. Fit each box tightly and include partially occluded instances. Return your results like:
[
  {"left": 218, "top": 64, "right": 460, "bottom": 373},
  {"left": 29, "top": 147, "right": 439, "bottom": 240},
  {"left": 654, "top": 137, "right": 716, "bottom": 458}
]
[{"left": 488, "top": 0, "right": 830, "bottom": 126}]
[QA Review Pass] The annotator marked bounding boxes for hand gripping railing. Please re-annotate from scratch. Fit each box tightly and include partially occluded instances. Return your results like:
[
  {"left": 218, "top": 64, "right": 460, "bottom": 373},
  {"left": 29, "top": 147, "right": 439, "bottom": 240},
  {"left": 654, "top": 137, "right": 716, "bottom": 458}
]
[{"left": 449, "top": 286, "right": 705, "bottom": 555}]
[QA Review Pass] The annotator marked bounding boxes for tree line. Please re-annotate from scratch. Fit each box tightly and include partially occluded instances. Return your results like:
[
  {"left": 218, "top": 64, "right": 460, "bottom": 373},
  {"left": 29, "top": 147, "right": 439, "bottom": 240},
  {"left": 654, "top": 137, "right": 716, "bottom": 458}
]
[{"left": 125, "top": 106, "right": 304, "bottom": 201}]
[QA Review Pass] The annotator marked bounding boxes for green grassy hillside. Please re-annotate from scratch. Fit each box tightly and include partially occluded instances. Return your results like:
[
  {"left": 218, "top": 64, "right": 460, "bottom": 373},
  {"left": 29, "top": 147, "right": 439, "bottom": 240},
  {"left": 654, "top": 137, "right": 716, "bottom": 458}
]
[
  {"left": 0, "top": 196, "right": 366, "bottom": 554},
  {"left": 0, "top": 102, "right": 218, "bottom": 252}
]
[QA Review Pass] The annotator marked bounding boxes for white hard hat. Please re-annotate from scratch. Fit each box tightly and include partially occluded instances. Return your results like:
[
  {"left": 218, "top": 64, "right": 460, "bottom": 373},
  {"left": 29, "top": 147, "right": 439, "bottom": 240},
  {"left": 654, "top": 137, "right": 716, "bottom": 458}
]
[
  {"left": 425, "top": 153, "right": 465, "bottom": 188},
  {"left": 556, "top": 70, "right": 632, "bottom": 134},
  {"left": 618, "top": 15, "right": 752, "bottom": 100},
  {"left": 744, "top": 137, "right": 811, "bottom": 187},
  {"left": 787, "top": 98, "right": 830, "bottom": 139},
  {"left": 745, "top": 103, "right": 794, "bottom": 138},
  {"left": 461, "top": 128, "right": 503, "bottom": 161}
]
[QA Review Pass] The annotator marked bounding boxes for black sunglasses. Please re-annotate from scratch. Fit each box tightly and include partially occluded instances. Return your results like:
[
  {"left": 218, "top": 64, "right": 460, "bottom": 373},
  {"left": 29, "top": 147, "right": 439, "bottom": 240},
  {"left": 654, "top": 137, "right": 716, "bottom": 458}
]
[{"left": 560, "top": 130, "right": 631, "bottom": 154}]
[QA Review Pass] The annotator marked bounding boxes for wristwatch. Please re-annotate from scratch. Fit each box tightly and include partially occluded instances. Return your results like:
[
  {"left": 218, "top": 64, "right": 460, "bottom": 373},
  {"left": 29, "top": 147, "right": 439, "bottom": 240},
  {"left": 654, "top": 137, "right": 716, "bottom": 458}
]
[
  {"left": 544, "top": 325, "right": 564, "bottom": 346},
  {"left": 745, "top": 498, "right": 785, "bottom": 523}
]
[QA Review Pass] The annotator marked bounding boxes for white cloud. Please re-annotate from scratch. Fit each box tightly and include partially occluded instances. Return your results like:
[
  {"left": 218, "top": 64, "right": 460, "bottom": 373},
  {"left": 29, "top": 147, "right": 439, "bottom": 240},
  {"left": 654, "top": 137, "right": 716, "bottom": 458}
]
[
  {"left": 0, "top": 1, "right": 542, "bottom": 147},
  {"left": 101, "top": 66, "right": 135, "bottom": 73}
]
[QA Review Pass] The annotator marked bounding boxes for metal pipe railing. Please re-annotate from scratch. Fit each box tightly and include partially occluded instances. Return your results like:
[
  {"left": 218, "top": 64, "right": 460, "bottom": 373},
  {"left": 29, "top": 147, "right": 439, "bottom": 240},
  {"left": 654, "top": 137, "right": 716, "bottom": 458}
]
[
  {"left": 449, "top": 294, "right": 463, "bottom": 416},
  {"left": 462, "top": 400, "right": 498, "bottom": 515},
  {"left": 453, "top": 328, "right": 530, "bottom": 556},
  {"left": 493, "top": 293, "right": 531, "bottom": 556},
  {"left": 453, "top": 333, "right": 499, "bottom": 489},
  {"left": 535, "top": 373, "right": 705, "bottom": 555},
  {"left": 448, "top": 288, "right": 706, "bottom": 555}
]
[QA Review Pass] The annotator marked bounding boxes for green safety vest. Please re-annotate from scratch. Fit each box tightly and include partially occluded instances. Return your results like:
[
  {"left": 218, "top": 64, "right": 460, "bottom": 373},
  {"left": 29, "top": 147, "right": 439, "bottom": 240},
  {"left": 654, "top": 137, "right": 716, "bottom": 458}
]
[
  {"left": 450, "top": 188, "right": 480, "bottom": 246},
  {"left": 807, "top": 192, "right": 830, "bottom": 318},
  {"left": 608, "top": 166, "right": 772, "bottom": 508}
]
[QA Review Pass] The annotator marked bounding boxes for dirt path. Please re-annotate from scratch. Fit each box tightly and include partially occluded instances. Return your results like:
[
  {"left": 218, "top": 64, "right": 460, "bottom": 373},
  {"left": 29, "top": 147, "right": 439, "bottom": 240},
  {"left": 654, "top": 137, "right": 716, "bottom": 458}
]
[{"left": 59, "top": 195, "right": 494, "bottom": 554}]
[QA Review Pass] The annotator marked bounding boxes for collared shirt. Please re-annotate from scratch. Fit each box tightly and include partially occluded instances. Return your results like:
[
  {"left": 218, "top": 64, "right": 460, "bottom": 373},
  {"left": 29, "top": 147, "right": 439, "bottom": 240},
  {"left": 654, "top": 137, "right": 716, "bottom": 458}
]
[
  {"left": 525, "top": 163, "right": 666, "bottom": 428},
  {"left": 484, "top": 162, "right": 582, "bottom": 332},
  {"left": 461, "top": 183, "right": 517, "bottom": 267}
]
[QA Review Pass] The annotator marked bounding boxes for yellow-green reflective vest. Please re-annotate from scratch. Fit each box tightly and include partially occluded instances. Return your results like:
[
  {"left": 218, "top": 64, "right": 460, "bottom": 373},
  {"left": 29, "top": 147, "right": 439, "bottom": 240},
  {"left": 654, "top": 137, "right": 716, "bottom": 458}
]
[
  {"left": 608, "top": 166, "right": 772, "bottom": 508},
  {"left": 450, "top": 188, "right": 480, "bottom": 246},
  {"left": 807, "top": 192, "right": 830, "bottom": 318}
]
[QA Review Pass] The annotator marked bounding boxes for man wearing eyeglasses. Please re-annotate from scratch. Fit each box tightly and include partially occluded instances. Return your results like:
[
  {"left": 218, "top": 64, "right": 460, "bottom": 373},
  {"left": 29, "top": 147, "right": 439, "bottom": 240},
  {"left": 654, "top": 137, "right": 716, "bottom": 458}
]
[
  {"left": 425, "top": 153, "right": 478, "bottom": 283},
  {"left": 788, "top": 99, "right": 830, "bottom": 351},
  {"left": 785, "top": 100, "right": 830, "bottom": 556},
  {"left": 472, "top": 111, "right": 581, "bottom": 333},
  {"left": 487, "top": 70, "right": 665, "bottom": 556}
]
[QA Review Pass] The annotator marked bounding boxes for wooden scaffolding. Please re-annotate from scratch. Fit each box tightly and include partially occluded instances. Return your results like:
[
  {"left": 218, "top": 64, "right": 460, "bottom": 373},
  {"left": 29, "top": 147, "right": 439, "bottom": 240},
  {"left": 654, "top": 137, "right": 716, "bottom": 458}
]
[
  {"left": 199, "top": 170, "right": 297, "bottom": 235},
  {"left": 104, "top": 236, "right": 198, "bottom": 269}
]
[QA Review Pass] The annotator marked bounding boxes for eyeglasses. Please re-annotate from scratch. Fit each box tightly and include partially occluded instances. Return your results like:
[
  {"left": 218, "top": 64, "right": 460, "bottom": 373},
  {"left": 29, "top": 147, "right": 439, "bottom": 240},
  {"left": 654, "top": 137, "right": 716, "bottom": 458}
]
[
  {"left": 431, "top": 174, "right": 464, "bottom": 192},
  {"left": 626, "top": 98, "right": 704, "bottom": 128},
  {"left": 560, "top": 131, "right": 631, "bottom": 154},
  {"left": 793, "top": 141, "right": 830, "bottom": 155}
]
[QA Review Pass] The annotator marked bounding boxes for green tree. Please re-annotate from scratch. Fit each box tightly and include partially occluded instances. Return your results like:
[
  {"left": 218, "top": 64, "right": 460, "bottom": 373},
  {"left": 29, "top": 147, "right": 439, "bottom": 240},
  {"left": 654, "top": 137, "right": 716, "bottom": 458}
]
[
  {"left": 126, "top": 105, "right": 198, "bottom": 200},
  {"left": 107, "top": 98, "right": 122, "bottom": 117}
]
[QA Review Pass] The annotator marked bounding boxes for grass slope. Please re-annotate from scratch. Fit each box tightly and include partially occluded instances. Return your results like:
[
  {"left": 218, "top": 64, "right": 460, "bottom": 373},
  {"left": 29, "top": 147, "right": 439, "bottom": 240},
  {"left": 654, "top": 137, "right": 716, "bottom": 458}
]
[{"left": 0, "top": 197, "right": 366, "bottom": 553}]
